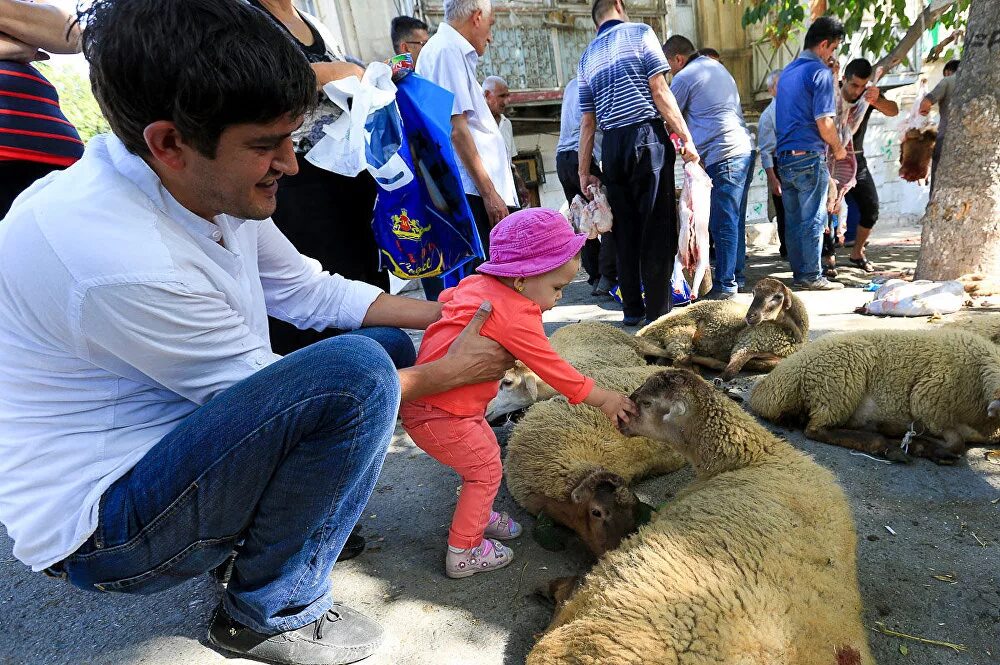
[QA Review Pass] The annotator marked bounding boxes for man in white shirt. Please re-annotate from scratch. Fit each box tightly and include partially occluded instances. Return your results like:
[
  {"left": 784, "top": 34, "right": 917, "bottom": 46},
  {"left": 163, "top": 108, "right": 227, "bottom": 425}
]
[
  {"left": 482, "top": 74, "right": 530, "bottom": 206},
  {"left": 416, "top": 0, "right": 518, "bottom": 255},
  {"left": 0, "top": 2, "right": 510, "bottom": 665}
]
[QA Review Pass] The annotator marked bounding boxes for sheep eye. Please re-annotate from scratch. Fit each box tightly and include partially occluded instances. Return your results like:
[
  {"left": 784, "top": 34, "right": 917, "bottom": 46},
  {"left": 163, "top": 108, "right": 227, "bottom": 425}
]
[
  {"left": 591, "top": 508, "right": 603, "bottom": 519},
  {"left": 501, "top": 379, "right": 514, "bottom": 388}
]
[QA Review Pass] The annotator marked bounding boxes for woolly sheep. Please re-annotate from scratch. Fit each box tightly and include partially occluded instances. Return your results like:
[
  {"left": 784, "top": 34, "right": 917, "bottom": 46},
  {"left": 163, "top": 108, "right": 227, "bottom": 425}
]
[
  {"left": 529, "top": 369, "right": 872, "bottom": 665},
  {"left": 486, "top": 322, "right": 669, "bottom": 422},
  {"left": 943, "top": 311, "right": 1000, "bottom": 346},
  {"left": 750, "top": 329, "right": 1000, "bottom": 464},
  {"left": 637, "top": 278, "right": 808, "bottom": 380},
  {"left": 505, "top": 365, "right": 685, "bottom": 557}
]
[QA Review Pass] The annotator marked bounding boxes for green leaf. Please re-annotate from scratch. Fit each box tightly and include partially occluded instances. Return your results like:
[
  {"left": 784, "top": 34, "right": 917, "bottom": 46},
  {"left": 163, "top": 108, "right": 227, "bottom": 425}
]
[{"left": 899, "top": 644, "right": 910, "bottom": 655}]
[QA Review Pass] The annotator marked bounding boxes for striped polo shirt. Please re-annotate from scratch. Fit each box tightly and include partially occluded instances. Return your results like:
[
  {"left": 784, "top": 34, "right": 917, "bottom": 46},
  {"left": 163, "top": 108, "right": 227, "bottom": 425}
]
[
  {"left": 0, "top": 62, "right": 84, "bottom": 167},
  {"left": 577, "top": 21, "right": 670, "bottom": 131}
]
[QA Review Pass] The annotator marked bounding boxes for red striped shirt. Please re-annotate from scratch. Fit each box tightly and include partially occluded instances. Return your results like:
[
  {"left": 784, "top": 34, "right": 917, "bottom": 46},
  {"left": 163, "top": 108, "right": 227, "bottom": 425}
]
[{"left": 0, "top": 62, "right": 84, "bottom": 167}]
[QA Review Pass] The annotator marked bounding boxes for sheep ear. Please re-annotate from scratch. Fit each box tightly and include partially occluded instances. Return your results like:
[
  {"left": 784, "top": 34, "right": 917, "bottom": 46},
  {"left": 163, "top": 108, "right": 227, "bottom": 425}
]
[
  {"left": 782, "top": 284, "right": 793, "bottom": 310},
  {"left": 571, "top": 469, "right": 625, "bottom": 503},
  {"left": 525, "top": 374, "right": 538, "bottom": 401},
  {"left": 661, "top": 401, "right": 687, "bottom": 422}
]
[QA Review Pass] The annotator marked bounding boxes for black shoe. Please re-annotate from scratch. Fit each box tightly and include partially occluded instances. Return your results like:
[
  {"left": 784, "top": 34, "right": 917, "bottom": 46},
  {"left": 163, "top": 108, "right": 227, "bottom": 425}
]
[
  {"left": 208, "top": 603, "right": 383, "bottom": 665},
  {"left": 592, "top": 276, "right": 615, "bottom": 297},
  {"left": 338, "top": 526, "right": 365, "bottom": 562},
  {"left": 622, "top": 315, "right": 643, "bottom": 327}
]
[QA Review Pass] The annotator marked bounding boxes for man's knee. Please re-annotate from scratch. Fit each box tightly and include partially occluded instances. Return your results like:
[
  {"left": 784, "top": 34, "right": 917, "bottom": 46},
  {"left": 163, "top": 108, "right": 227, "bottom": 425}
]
[
  {"left": 343, "top": 327, "right": 416, "bottom": 370},
  {"left": 293, "top": 335, "right": 401, "bottom": 409}
]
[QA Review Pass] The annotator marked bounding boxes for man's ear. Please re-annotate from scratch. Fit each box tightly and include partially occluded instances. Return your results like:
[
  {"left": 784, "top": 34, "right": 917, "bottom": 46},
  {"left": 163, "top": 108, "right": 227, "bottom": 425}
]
[{"left": 143, "top": 121, "right": 189, "bottom": 172}]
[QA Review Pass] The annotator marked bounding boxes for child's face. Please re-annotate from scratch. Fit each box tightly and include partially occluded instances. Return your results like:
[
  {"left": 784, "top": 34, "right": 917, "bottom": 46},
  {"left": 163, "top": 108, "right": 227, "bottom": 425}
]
[{"left": 515, "top": 258, "right": 581, "bottom": 311}]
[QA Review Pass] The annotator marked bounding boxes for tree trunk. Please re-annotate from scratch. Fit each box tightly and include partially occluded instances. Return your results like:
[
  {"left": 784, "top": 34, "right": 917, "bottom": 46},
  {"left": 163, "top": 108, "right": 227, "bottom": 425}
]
[{"left": 914, "top": 0, "right": 1000, "bottom": 281}]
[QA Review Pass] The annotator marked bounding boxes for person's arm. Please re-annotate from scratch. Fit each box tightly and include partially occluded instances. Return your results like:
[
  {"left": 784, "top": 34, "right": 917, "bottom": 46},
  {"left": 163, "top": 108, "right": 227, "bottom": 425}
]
[
  {"left": 816, "top": 117, "right": 847, "bottom": 160},
  {"left": 362, "top": 293, "right": 441, "bottom": 330},
  {"left": 311, "top": 61, "right": 365, "bottom": 91},
  {"left": 920, "top": 77, "right": 948, "bottom": 116},
  {"left": 649, "top": 74, "right": 699, "bottom": 164},
  {"left": 812, "top": 67, "right": 846, "bottom": 160},
  {"left": 758, "top": 108, "right": 780, "bottom": 196},
  {"left": 578, "top": 111, "right": 600, "bottom": 196},
  {"left": 868, "top": 91, "right": 899, "bottom": 117},
  {"left": 918, "top": 96, "right": 934, "bottom": 116},
  {"left": 0, "top": 0, "right": 80, "bottom": 54},
  {"left": 451, "top": 113, "right": 507, "bottom": 226},
  {"left": 398, "top": 302, "right": 513, "bottom": 402},
  {"left": 0, "top": 33, "right": 44, "bottom": 62}
]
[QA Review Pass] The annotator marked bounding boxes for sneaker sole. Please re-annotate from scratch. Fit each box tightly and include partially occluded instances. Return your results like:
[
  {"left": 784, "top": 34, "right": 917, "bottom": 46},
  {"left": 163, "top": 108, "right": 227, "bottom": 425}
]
[{"left": 446, "top": 551, "right": 514, "bottom": 579}]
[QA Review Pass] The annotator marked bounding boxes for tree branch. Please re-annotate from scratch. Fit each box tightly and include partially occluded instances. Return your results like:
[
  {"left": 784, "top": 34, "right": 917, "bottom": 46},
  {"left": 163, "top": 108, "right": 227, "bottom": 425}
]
[{"left": 875, "top": 0, "right": 959, "bottom": 71}]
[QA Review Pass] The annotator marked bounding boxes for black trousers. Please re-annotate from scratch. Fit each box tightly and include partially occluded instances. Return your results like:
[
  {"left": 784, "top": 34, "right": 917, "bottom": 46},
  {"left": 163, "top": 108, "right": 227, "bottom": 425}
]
[
  {"left": 845, "top": 155, "right": 879, "bottom": 230},
  {"left": 0, "top": 160, "right": 62, "bottom": 219},
  {"left": 267, "top": 155, "right": 389, "bottom": 355},
  {"left": 555, "top": 150, "right": 617, "bottom": 283},
  {"left": 600, "top": 120, "right": 677, "bottom": 320},
  {"left": 773, "top": 192, "right": 786, "bottom": 257}
]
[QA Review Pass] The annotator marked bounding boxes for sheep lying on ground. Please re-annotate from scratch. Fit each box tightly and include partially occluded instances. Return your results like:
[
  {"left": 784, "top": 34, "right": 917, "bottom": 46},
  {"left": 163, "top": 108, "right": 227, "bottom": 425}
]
[
  {"left": 750, "top": 329, "right": 1000, "bottom": 464},
  {"left": 505, "top": 365, "right": 685, "bottom": 557},
  {"left": 637, "top": 278, "right": 808, "bottom": 380},
  {"left": 529, "top": 369, "right": 872, "bottom": 665},
  {"left": 943, "top": 312, "right": 1000, "bottom": 346},
  {"left": 486, "top": 322, "right": 669, "bottom": 422}
]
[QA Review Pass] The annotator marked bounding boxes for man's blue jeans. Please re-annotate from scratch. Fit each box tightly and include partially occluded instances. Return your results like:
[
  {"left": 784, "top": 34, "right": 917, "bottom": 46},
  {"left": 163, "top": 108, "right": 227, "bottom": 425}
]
[
  {"left": 61, "top": 328, "right": 413, "bottom": 635},
  {"left": 777, "top": 152, "right": 829, "bottom": 283},
  {"left": 705, "top": 153, "right": 753, "bottom": 294}
]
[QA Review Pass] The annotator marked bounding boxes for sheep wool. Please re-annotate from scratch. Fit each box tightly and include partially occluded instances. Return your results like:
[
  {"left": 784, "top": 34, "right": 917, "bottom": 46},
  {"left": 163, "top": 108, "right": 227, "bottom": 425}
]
[{"left": 529, "top": 370, "right": 872, "bottom": 665}]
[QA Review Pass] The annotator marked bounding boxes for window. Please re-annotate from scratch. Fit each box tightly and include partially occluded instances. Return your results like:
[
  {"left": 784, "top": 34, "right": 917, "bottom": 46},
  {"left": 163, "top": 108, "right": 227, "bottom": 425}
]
[{"left": 295, "top": 0, "right": 320, "bottom": 16}]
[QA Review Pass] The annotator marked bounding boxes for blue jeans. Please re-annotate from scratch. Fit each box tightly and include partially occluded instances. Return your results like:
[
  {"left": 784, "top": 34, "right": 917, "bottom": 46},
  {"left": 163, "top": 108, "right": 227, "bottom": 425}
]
[
  {"left": 60, "top": 328, "right": 412, "bottom": 635},
  {"left": 777, "top": 152, "right": 829, "bottom": 283},
  {"left": 705, "top": 153, "right": 753, "bottom": 294}
]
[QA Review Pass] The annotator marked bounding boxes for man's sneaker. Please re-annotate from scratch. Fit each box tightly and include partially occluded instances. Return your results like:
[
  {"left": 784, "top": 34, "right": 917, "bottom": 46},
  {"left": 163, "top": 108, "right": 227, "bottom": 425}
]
[
  {"left": 704, "top": 289, "right": 736, "bottom": 301},
  {"left": 208, "top": 603, "right": 383, "bottom": 665},
  {"left": 622, "top": 315, "right": 643, "bottom": 327},
  {"left": 793, "top": 277, "right": 844, "bottom": 291},
  {"left": 592, "top": 276, "right": 615, "bottom": 297},
  {"left": 445, "top": 539, "right": 513, "bottom": 579}
]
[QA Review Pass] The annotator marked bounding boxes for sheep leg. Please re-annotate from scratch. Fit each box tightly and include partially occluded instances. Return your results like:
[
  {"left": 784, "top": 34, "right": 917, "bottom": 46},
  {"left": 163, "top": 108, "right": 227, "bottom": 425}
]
[
  {"left": 720, "top": 350, "right": 783, "bottom": 381},
  {"left": 804, "top": 425, "right": 911, "bottom": 463},
  {"left": 689, "top": 354, "right": 728, "bottom": 371},
  {"left": 905, "top": 431, "right": 965, "bottom": 465}
]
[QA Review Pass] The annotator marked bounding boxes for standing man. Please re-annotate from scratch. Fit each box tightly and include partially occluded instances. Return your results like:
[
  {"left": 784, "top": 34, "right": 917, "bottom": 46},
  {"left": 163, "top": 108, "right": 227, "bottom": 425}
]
[
  {"left": 390, "top": 15, "right": 430, "bottom": 65},
  {"left": 0, "top": 2, "right": 513, "bottom": 664},
  {"left": 663, "top": 35, "right": 753, "bottom": 299},
  {"left": 578, "top": 0, "right": 699, "bottom": 327},
  {"left": 919, "top": 58, "right": 960, "bottom": 188},
  {"left": 556, "top": 77, "right": 615, "bottom": 295},
  {"left": 483, "top": 75, "right": 529, "bottom": 206},
  {"left": 417, "top": 0, "right": 518, "bottom": 255},
  {"left": 757, "top": 69, "right": 786, "bottom": 259},
  {"left": 841, "top": 58, "right": 898, "bottom": 272},
  {"left": 774, "top": 15, "right": 847, "bottom": 291}
]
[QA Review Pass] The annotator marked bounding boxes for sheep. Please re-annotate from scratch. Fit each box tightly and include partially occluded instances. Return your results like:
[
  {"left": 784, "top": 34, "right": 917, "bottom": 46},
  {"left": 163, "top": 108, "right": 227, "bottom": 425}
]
[
  {"left": 750, "top": 328, "right": 1000, "bottom": 464},
  {"left": 528, "top": 368, "right": 873, "bottom": 665},
  {"left": 486, "top": 321, "right": 670, "bottom": 422},
  {"left": 504, "top": 365, "right": 686, "bottom": 557},
  {"left": 943, "top": 311, "right": 1000, "bottom": 346},
  {"left": 637, "top": 278, "right": 808, "bottom": 381}
]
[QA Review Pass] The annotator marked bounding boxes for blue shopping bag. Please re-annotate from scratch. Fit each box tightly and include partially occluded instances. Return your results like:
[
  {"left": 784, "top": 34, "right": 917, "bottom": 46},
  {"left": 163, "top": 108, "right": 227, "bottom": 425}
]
[{"left": 371, "top": 73, "right": 484, "bottom": 281}]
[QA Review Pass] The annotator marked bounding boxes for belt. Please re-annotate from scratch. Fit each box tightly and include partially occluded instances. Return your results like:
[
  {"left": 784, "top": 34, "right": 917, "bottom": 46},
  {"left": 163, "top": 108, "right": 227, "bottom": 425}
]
[{"left": 777, "top": 150, "right": 815, "bottom": 157}]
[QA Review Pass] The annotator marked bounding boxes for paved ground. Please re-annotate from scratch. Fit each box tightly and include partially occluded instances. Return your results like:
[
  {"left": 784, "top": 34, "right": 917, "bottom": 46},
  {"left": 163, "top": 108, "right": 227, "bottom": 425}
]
[{"left": 1, "top": 228, "right": 998, "bottom": 665}]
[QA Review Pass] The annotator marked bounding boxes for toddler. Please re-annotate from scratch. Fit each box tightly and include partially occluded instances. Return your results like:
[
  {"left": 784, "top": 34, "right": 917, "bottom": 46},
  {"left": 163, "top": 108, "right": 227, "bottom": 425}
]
[{"left": 400, "top": 208, "right": 635, "bottom": 579}]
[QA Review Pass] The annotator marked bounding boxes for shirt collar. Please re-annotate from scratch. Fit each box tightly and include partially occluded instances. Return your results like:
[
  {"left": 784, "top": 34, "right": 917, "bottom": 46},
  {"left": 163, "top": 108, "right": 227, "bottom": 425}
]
[
  {"left": 103, "top": 133, "right": 241, "bottom": 242},
  {"left": 597, "top": 19, "right": 624, "bottom": 36},
  {"left": 799, "top": 50, "right": 824, "bottom": 63},
  {"left": 437, "top": 21, "right": 477, "bottom": 60}
]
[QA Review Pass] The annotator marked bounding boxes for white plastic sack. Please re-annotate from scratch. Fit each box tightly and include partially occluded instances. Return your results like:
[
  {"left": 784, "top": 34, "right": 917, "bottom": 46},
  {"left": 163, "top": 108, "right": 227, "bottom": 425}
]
[
  {"left": 863, "top": 279, "right": 965, "bottom": 316},
  {"left": 306, "top": 62, "right": 413, "bottom": 191},
  {"left": 899, "top": 79, "right": 936, "bottom": 136},
  {"left": 676, "top": 162, "right": 712, "bottom": 297},
  {"left": 569, "top": 194, "right": 592, "bottom": 237},
  {"left": 587, "top": 184, "right": 613, "bottom": 234}
]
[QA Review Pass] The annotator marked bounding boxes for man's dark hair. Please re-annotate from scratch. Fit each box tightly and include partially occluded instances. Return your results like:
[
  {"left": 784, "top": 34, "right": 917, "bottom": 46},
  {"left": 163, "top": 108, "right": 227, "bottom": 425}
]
[
  {"left": 391, "top": 15, "right": 429, "bottom": 52},
  {"left": 662, "top": 35, "right": 696, "bottom": 59},
  {"left": 79, "top": 0, "right": 316, "bottom": 159},
  {"left": 698, "top": 47, "right": 720, "bottom": 59},
  {"left": 591, "top": 0, "right": 619, "bottom": 27},
  {"left": 803, "top": 15, "right": 845, "bottom": 50},
  {"left": 943, "top": 59, "right": 960, "bottom": 75},
  {"left": 844, "top": 58, "right": 873, "bottom": 81}
]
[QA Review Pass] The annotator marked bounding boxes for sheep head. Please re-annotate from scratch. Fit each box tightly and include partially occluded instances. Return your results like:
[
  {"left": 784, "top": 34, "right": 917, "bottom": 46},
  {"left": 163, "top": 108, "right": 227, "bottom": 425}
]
[
  {"left": 485, "top": 362, "right": 555, "bottom": 423},
  {"left": 745, "top": 277, "right": 793, "bottom": 326},
  {"left": 619, "top": 369, "right": 705, "bottom": 448},
  {"left": 566, "top": 469, "right": 637, "bottom": 557}
]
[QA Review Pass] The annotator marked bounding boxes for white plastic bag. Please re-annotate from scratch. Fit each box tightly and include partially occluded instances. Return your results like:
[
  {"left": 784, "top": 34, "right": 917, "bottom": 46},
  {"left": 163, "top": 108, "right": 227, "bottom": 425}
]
[
  {"left": 863, "top": 279, "right": 965, "bottom": 316},
  {"left": 899, "top": 79, "right": 935, "bottom": 135},
  {"left": 306, "top": 62, "right": 413, "bottom": 191},
  {"left": 676, "top": 162, "right": 712, "bottom": 297},
  {"left": 587, "top": 184, "right": 613, "bottom": 234}
]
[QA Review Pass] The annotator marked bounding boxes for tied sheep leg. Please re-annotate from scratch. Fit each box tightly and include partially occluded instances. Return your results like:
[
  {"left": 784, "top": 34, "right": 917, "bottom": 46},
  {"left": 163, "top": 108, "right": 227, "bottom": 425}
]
[
  {"left": 805, "top": 425, "right": 911, "bottom": 463},
  {"left": 688, "top": 354, "right": 728, "bottom": 371},
  {"left": 907, "top": 434, "right": 963, "bottom": 465},
  {"left": 720, "top": 350, "right": 783, "bottom": 381}
]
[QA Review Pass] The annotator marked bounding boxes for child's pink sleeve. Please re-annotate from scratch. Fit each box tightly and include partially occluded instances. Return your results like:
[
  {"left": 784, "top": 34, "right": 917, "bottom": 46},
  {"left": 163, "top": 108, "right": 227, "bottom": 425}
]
[{"left": 501, "top": 309, "right": 595, "bottom": 405}]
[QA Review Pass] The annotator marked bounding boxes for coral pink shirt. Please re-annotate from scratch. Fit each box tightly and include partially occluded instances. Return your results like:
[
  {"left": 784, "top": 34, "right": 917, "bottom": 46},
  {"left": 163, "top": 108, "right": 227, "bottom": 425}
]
[{"left": 414, "top": 275, "right": 594, "bottom": 417}]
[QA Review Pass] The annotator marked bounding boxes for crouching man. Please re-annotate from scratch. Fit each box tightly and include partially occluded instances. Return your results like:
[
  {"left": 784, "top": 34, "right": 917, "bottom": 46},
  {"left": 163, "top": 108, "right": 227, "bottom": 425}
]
[{"left": 0, "top": 1, "right": 511, "bottom": 664}]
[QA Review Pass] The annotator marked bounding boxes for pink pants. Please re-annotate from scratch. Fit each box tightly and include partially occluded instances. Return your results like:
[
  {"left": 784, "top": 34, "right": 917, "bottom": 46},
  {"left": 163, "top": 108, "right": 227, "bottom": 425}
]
[{"left": 400, "top": 402, "right": 501, "bottom": 549}]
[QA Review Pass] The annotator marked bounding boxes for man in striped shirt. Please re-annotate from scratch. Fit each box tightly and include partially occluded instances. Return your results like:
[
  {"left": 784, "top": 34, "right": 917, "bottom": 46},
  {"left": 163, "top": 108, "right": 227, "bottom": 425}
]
[
  {"left": 578, "top": 0, "right": 698, "bottom": 327},
  {"left": 0, "top": 0, "right": 84, "bottom": 218}
]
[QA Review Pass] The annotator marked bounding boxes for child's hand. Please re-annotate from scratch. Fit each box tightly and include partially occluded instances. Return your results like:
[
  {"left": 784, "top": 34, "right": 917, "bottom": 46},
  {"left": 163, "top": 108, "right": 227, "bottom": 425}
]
[{"left": 586, "top": 387, "right": 637, "bottom": 427}]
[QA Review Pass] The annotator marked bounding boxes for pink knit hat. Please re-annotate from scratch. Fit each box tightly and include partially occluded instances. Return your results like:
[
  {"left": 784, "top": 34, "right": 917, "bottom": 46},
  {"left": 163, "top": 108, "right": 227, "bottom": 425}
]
[{"left": 476, "top": 208, "right": 588, "bottom": 278}]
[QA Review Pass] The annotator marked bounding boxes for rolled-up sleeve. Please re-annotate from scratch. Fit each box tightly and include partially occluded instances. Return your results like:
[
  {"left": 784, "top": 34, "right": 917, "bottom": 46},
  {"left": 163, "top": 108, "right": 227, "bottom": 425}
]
[{"left": 256, "top": 218, "right": 382, "bottom": 332}]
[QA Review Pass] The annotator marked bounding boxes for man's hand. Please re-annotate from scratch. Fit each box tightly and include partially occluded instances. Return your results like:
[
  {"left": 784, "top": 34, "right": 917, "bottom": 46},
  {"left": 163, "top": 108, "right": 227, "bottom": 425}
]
[
  {"left": 579, "top": 173, "right": 601, "bottom": 199},
  {"left": 680, "top": 143, "right": 700, "bottom": 165},
  {"left": 586, "top": 387, "right": 637, "bottom": 427},
  {"left": 0, "top": 34, "right": 46, "bottom": 63},
  {"left": 483, "top": 189, "right": 508, "bottom": 228},
  {"left": 312, "top": 61, "right": 365, "bottom": 88},
  {"left": 918, "top": 97, "right": 933, "bottom": 116},
  {"left": 832, "top": 144, "right": 847, "bottom": 161},
  {"left": 766, "top": 171, "right": 782, "bottom": 197},
  {"left": 443, "top": 302, "right": 513, "bottom": 384},
  {"left": 863, "top": 85, "right": 881, "bottom": 105}
]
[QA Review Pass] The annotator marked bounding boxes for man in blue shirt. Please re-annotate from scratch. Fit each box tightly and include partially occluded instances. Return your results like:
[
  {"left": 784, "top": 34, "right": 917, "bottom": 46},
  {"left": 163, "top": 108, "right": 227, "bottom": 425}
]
[
  {"left": 664, "top": 34, "right": 753, "bottom": 299},
  {"left": 578, "top": 0, "right": 699, "bottom": 327},
  {"left": 775, "top": 16, "right": 848, "bottom": 290}
]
